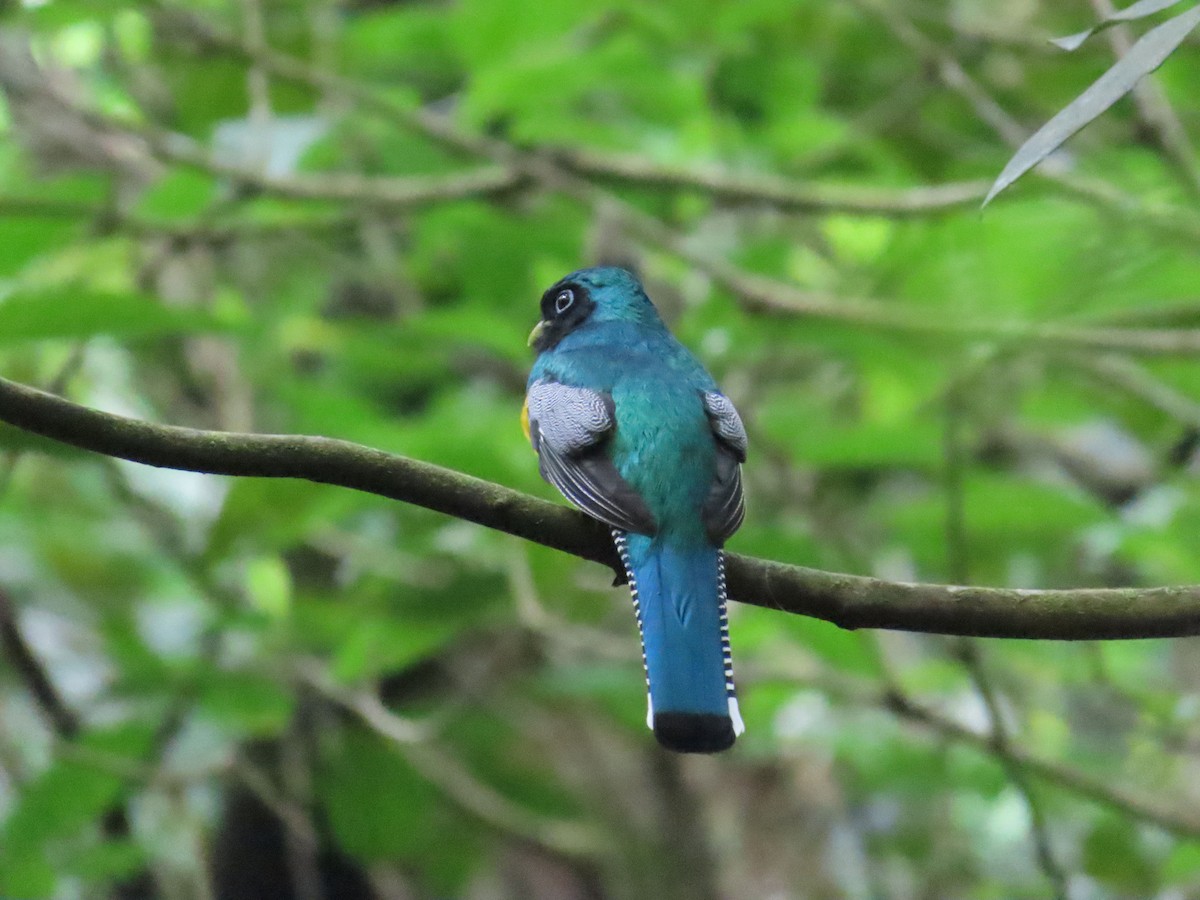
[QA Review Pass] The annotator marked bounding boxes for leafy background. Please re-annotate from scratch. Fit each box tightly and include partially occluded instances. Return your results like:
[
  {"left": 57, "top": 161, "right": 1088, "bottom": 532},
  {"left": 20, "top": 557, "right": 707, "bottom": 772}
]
[{"left": 2, "top": 1, "right": 1200, "bottom": 898}]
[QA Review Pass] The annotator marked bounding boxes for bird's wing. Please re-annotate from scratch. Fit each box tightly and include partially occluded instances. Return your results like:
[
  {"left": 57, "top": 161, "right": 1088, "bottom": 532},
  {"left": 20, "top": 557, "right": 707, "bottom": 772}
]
[
  {"left": 525, "top": 380, "right": 658, "bottom": 536},
  {"left": 701, "top": 391, "right": 747, "bottom": 545}
]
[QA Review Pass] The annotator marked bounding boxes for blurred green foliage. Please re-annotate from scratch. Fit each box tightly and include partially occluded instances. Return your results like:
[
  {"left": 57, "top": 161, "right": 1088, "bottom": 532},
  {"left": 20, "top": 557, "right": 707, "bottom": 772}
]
[{"left": 2, "top": 1, "right": 1200, "bottom": 898}]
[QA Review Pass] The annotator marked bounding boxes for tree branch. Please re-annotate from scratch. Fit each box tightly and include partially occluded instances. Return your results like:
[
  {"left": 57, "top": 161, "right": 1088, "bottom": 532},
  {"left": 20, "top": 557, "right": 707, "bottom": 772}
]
[
  {"left": 943, "top": 394, "right": 1068, "bottom": 898},
  {"left": 1088, "top": 0, "right": 1200, "bottom": 199},
  {"left": 858, "top": 0, "right": 1200, "bottom": 243},
  {"left": 153, "top": 2, "right": 1200, "bottom": 356},
  {"left": 882, "top": 688, "right": 1200, "bottom": 838},
  {"left": 155, "top": 7, "right": 985, "bottom": 219},
  {"left": 762, "top": 662, "right": 1200, "bottom": 839},
  {"left": 0, "top": 588, "right": 80, "bottom": 737},
  {"left": 5, "top": 373, "right": 1200, "bottom": 640},
  {"left": 102, "top": 115, "right": 524, "bottom": 208},
  {"left": 954, "top": 641, "right": 1070, "bottom": 899},
  {"left": 551, "top": 148, "right": 990, "bottom": 216}
]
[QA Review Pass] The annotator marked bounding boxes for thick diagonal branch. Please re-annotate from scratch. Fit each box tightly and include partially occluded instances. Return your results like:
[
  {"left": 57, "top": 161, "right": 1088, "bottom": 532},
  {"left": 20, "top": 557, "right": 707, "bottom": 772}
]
[{"left": 3, "top": 374, "right": 1200, "bottom": 640}]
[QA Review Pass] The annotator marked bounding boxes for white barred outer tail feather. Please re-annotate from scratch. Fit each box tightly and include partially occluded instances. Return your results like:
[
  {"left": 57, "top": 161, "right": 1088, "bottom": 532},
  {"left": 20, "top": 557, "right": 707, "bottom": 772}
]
[
  {"left": 717, "top": 550, "right": 744, "bottom": 735},
  {"left": 612, "top": 529, "right": 654, "bottom": 729},
  {"left": 613, "top": 529, "right": 744, "bottom": 739}
]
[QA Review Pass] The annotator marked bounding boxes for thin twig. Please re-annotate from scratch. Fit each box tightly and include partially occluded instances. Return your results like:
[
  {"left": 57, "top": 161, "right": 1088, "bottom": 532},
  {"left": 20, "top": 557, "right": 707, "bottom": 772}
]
[
  {"left": 239, "top": 0, "right": 274, "bottom": 174},
  {"left": 0, "top": 588, "right": 80, "bottom": 737},
  {"left": 881, "top": 686, "right": 1200, "bottom": 837},
  {"left": 154, "top": 2, "right": 1200, "bottom": 349},
  {"left": 761, "top": 663, "right": 1200, "bottom": 839},
  {"left": 280, "top": 704, "right": 324, "bottom": 900},
  {"left": 0, "top": 194, "right": 376, "bottom": 242},
  {"left": 1088, "top": 0, "right": 1200, "bottom": 198},
  {"left": 0, "top": 586, "right": 162, "bottom": 900},
  {"left": 232, "top": 755, "right": 321, "bottom": 850},
  {"left": 553, "top": 148, "right": 990, "bottom": 216},
  {"left": 957, "top": 642, "right": 1071, "bottom": 898},
  {"left": 942, "top": 392, "right": 1070, "bottom": 898},
  {"left": 0, "top": 344, "right": 90, "bottom": 738},
  {"left": 942, "top": 391, "right": 971, "bottom": 588},
  {"left": 306, "top": 667, "right": 607, "bottom": 858},
  {"left": 860, "top": 0, "right": 1200, "bottom": 240},
  {"left": 1072, "top": 353, "right": 1200, "bottom": 429},
  {"left": 139, "top": 126, "right": 524, "bottom": 207},
  {"left": 854, "top": 0, "right": 1028, "bottom": 147},
  {"left": 296, "top": 662, "right": 431, "bottom": 745}
]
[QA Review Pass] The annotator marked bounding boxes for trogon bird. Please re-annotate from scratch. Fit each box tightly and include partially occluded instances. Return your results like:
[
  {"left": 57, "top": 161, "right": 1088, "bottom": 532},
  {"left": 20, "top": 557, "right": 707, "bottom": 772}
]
[{"left": 523, "top": 267, "right": 747, "bottom": 753}]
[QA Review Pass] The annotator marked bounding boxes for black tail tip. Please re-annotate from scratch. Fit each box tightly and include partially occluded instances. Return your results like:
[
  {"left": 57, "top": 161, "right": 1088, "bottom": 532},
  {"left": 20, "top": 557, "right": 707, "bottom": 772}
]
[{"left": 653, "top": 712, "right": 736, "bottom": 754}]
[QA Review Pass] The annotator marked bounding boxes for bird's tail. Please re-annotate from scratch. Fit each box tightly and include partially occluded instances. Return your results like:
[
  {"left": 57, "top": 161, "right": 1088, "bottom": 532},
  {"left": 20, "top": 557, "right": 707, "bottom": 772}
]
[{"left": 613, "top": 531, "right": 744, "bottom": 753}]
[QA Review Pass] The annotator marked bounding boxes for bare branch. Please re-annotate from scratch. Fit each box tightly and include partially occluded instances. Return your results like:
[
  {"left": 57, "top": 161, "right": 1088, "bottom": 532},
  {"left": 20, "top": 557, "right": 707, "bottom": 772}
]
[
  {"left": 942, "top": 395, "right": 1069, "bottom": 898},
  {"left": 130, "top": 122, "right": 524, "bottom": 208},
  {"left": 882, "top": 688, "right": 1200, "bottom": 838},
  {"left": 552, "top": 148, "right": 990, "bottom": 216},
  {"left": 1088, "top": 0, "right": 1200, "bottom": 198},
  {"left": 151, "top": 3, "right": 1200, "bottom": 354},
  {"left": 860, "top": 0, "right": 1200, "bottom": 236},
  {"left": 5, "top": 374, "right": 1200, "bottom": 640},
  {"left": 0, "top": 588, "right": 80, "bottom": 737},
  {"left": 307, "top": 667, "right": 607, "bottom": 858},
  {"left": 955, "top": 642, "right": 1070, "bottom": 899},
  {"left": 1, "top": 3, "right": 1162, "bottom": 372},
  {"left": 758, "top": 660, "right": 1200, "bottom": 839}
]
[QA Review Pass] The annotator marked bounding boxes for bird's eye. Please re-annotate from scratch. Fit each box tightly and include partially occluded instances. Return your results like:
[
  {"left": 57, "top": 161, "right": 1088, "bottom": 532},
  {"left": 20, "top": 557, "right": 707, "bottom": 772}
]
[{"left": 554, "top": 289, "right": 574, "bottom": 314}]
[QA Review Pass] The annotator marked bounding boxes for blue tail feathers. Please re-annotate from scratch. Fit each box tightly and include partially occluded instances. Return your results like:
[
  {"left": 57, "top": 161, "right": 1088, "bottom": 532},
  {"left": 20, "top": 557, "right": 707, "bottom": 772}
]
[{"left": 613, "top": 531, "right": 743, "bottom": 753}]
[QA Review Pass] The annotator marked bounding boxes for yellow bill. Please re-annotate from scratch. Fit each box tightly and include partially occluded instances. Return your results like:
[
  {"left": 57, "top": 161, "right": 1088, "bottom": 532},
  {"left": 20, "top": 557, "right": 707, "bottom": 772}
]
[{"left": 527, "top": 320, "right": 548, "bottom": 347}]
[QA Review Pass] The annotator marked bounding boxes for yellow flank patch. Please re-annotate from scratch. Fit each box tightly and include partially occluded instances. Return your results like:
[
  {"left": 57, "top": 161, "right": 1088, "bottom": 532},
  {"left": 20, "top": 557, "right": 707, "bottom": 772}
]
[{"left": 520, "top": 398, "right": 531, "bottom": 443}]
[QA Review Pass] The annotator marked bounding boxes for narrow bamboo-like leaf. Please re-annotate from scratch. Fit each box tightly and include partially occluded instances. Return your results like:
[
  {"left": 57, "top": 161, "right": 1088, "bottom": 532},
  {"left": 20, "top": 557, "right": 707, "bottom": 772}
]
[
  {"left": 985, "top": 4, "right": 1200, "bottom": 206},
  {"left": 1051, "top": 0, "right": 1185, "bottom": 51}
]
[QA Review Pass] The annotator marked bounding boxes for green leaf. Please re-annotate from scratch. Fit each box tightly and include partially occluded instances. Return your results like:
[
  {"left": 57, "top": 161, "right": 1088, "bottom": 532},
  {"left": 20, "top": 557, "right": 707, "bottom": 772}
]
[
  {"left": 341, "top": 6, "right": 461, "bottom": 98},
  {"left": 0, "top": 288, "right": 231, "bottom": 344},
  {"left": 329, "top": 615, "right": 464, "bottom": 683},
  {"left": 1083, "top": 816, "right": 1158, "bottom": 894},
  {"left": 1164, "top": 840, "right": 1200, "bottom": 882},
  {"left": 986, "top": 5, "right": 1200, "bottom": 205},
  {"left": 778, "top": 612, "right": 879, "bottom": 676},
  {"left": 198, "top": 670, "right": 294, "bottom": 736},
  {"left": 206, "top": 480, "right": 358, "bottom": 561},
  {"left": 319, "top": 730, "right": 444, "bottom": 861},
  {"left": 245, "top": 554, "right": 293, "bottom": 619},
  {"left": 0, "top": 217, "right": 79, "bottom": 277},
  {"left": 14, "top": 0, "right": 128, "bottom": 30},
  {"left": 0, "top": 852, "right": 56, "bottom": 899},
  {"left": 0, "top": 724, "right": 151, "bottom": 875},
  {"left": 135, "top": 169, "right": 217, "bottom": 220},
  {"left": 1051, "top": 0, "right": 1185, "bottom": 51},
  {"left": 62, "top": 839, "right": 147, "bottom": 883}
]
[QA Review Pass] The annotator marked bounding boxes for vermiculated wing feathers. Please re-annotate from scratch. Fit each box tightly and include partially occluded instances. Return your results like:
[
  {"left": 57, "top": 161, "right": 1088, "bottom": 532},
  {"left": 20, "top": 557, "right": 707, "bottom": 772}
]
[
  {"left": 526, "top": 380, "right": 658, "bottom": 536},
  {"left": 701, "top": 392, "right": 747, "bottom": 545},
  {"left": 526, "top": 381, "right": 613, "bottom": 455},
  {"left": 702, "top": 392, "right": 747, "bottom": 462}
]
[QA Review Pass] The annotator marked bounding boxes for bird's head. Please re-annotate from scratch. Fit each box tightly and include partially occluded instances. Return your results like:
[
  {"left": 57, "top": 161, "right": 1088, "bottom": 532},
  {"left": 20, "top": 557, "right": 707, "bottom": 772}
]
[{"left": 527, "top": 266, "right": 663, "bottom": 352}]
